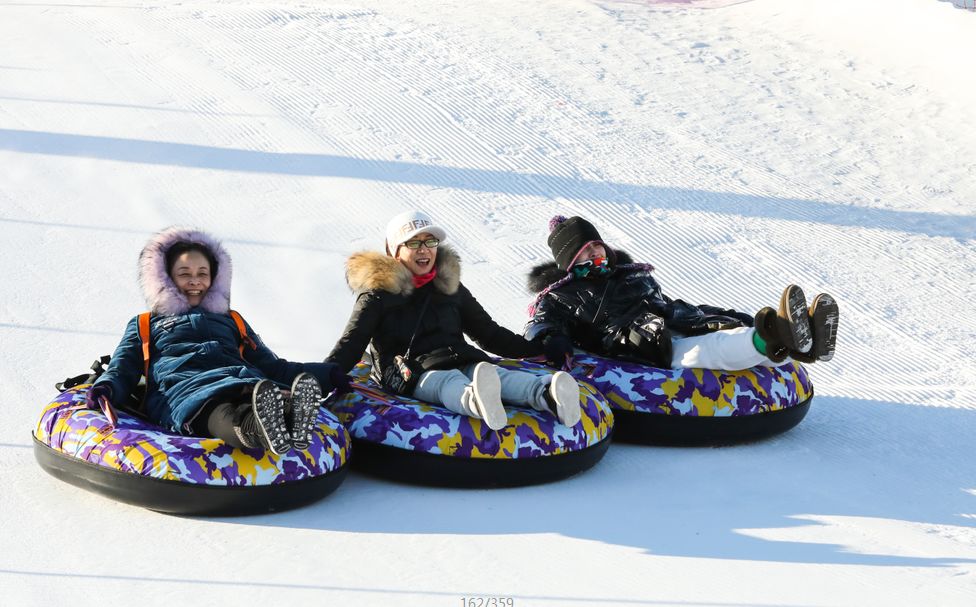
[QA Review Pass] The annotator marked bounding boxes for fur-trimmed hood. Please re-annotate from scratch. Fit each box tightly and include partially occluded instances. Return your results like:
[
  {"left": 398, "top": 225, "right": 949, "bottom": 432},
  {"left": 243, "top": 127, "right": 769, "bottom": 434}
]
[
  {"left": 527, "top": 250, "right": 636, "bottom": 293},
  {"left": 138, "top": 226, "right": 232, "bottom": 315},
  {"left": 345, "top": 245, "right": 461, "bottom": 296}
]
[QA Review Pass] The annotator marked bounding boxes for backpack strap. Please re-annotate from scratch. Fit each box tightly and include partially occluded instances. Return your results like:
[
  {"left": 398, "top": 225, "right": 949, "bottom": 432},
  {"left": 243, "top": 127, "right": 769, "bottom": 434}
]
[
  {"left": 138, "top": 312, "right": 151, "bottom": 380},
  {"left": 136, "top": 311, "right": 255, "bottom": 382},
  {"left": 228, "top": 309, "right": 258, "bottom": 357}
]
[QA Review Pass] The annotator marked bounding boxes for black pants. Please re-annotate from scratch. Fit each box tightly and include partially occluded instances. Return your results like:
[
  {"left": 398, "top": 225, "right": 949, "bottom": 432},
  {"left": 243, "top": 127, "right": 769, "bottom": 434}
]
[{"left": 192, "top": 400, "right": 253, "bottom": 449}]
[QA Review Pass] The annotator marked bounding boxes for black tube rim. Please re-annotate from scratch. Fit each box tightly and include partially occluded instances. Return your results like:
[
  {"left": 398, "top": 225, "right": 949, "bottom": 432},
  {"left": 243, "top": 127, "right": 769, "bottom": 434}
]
[{"left": 33, "top": 437, "right": 349, "bottom": 516}]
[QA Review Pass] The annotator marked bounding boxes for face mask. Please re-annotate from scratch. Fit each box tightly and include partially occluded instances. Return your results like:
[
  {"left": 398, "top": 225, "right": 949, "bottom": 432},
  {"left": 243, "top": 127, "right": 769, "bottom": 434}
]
[{"left": 572, "top": 257, "right": 610, "bottom": 278}]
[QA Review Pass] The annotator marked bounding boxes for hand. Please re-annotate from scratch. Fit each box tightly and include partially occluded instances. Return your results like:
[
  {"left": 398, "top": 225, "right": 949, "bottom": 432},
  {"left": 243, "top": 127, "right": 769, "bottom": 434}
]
[
  {"left": 327, "top": 364, "right": 353, "bottom": 396},
  {"left": 85, "top": 384, "right": 113, "bottom": 410},
  {"left": 543, "top": 333, "right": 575, "bottom": 370}
]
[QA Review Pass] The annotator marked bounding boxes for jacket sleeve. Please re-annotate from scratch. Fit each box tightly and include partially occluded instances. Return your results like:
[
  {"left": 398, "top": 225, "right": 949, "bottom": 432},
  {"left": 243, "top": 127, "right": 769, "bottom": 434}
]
[
  {"left": 239, "top": 317, "right": 341, "bottom": 392},
  {"left": 697, "top": 303, "right": 755, "bottom": 327},
  {"left": 458, "top": 284, "right": 544, "bottom": 358},
  {"left": 92, "top": 316, "right": 145, "bottom": 406},
  {"left": 325, "top": 291, "right": 387, "bottom": 374},
  {"left": 523, "top": 292, "right": 574, "bottom": 342}
]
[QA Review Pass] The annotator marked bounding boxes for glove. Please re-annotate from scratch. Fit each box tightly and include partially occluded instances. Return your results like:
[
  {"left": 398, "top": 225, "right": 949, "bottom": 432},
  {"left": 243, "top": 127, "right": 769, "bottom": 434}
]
[
  {"left": 327, "top": 364, "right": 353, "bottom": 396},
  {"left": 627, "top": 314, "right": 673, "bottom": 369},
  {"left": 85, "top": 384, "right": 113, "bottom": 410},
  {"left": 542, "top": 333, "right": 575, "bottom": 370}
]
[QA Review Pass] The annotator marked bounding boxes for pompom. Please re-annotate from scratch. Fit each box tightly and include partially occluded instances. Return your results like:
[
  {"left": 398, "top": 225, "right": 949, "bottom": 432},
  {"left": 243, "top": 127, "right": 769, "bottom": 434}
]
[{"left": 548, "top": 215, "right": 568, "bottom": 233}]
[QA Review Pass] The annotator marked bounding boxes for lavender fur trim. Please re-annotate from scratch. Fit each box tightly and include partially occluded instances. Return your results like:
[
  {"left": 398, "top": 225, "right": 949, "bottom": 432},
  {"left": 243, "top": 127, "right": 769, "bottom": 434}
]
[
  {"left": 138, "top": 226, "right": 233, "bottom": 315},
  {"left": 527, "top": 263, "right": 656, "bottom": 316},
  {"left": 548, "top": 215, "right": 568, "bottom": 233}
]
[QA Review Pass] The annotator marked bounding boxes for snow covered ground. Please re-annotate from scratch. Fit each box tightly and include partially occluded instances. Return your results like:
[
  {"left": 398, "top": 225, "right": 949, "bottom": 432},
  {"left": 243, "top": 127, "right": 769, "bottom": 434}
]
[{"left": 2, "top": 0, "right": 974, "bottom": 605}]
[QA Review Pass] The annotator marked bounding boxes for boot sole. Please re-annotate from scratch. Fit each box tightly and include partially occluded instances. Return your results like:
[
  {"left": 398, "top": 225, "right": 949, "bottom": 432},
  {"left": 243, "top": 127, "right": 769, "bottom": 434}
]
[
  {"left": 471, "top": 362, "right": 507, "bottom": 431},
  {"left": 549, "top": 371, "right": 582, "bottom": 427},
  {"left": 778, "top": 285, "right": 813, "bottom": 354},
  {"left": 809, "top": 293, "right": 839, "bottom": 362},
  {"left": 252, "top": 380, "right": 291, "bottom": 456},
  {"left": 289, "top": 373, "right": 322, "bottom": 450}
]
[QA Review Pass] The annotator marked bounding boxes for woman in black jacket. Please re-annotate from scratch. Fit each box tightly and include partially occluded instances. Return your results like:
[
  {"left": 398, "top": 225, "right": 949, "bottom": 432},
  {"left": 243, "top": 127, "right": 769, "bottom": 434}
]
[
  {"left": 327, "top": 210, "right": 582, "bottom": 431},
  {"left": 525, "top": 216, "right": 839, "bottom": 371}
]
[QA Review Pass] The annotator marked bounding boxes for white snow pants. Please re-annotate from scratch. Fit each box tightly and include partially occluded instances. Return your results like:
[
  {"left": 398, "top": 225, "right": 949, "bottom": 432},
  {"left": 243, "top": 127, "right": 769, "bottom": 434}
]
[
  {"left": 671, "top": 326, "right": 784, "bottom": 370},
  {"left": 412, "top": 363, "right": 550, "bottom": 417}
]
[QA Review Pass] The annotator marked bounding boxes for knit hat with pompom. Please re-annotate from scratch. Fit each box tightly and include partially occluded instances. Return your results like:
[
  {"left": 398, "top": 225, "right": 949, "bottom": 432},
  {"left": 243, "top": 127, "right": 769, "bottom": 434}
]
[{"left": 547, "top": 215, "right": 612, "bottom": 271}]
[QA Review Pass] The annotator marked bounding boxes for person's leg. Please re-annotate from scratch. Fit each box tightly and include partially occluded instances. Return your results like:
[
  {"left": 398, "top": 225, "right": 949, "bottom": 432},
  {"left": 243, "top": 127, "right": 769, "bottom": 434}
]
[
  {"left": 671, "top": 327, "right": 784, "bottom": 370},
  {"left": 493, "top": 365, "right": 547, "bottom": 408},
  {"left": 414, "top": 366, "right": 507, "bottom": 430},
  {"left": 413, "top": 368, "right": 472, "bottom": 413},
  {"left": 202, "top": 401, "right": 249, "bottom": 448},
  {"left": 196, "top": 382, "right": 291, "bottom": 454},
  {"left": 494, "top": 366, "right": 582, "bottom": 427}
]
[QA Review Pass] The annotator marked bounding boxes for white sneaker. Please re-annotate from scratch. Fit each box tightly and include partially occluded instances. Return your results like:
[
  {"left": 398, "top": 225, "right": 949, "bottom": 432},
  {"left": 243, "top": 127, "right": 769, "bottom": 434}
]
[
  {"left": 469, "top": 362, "right": 507, "bottom": 431},
  {"left": 544, "top": 371, "right": 582, "bottom": 427}
]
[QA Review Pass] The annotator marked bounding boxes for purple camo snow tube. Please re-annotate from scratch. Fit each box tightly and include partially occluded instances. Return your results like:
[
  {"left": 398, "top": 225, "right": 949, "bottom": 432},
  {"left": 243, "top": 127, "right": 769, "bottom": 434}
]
[
  {"left": 327, "top": 360, "right": 613, "bottom": 487},
  {"left": 33, "top": 385, "right": 351, "bottom": 515},
  {"left": 558, "top": 352, "right": 814, "bottom": 444}
]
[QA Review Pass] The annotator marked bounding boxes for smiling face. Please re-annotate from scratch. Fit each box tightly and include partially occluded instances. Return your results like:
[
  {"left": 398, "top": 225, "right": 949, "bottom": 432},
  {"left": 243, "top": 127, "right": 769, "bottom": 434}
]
[
  {"left": 169, "top": 250, "right": 212, "bottom": 307},
  {"left": 396, "top": 232, "right": 438, "bottom": 275}
]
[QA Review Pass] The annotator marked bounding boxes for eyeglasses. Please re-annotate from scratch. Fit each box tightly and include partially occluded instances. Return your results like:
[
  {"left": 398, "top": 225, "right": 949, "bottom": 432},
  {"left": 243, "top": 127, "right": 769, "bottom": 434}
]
[
  {"left": 572, "top": 257, "right": 610, "bottom": 278},
  {"left": 402, "top": 238, "right": 440, "bottom": 250}
]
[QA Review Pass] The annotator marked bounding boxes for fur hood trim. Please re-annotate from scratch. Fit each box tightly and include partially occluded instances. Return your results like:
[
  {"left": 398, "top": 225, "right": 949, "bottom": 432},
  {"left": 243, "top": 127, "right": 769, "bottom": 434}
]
[
  {"left": 139, "top": 226, "right": 232, "bottom": 315},
  {"left": 346, "top": 245, "right": 461, "bottom": 296}
]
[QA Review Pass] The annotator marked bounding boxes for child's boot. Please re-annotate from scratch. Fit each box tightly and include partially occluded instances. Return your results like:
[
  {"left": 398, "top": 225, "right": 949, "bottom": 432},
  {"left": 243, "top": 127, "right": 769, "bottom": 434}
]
[
  {"left": 288, "top": 373, "right": 323, "bottom": 450},
  {"left": 753, "top": 307, "right": 790, "bottom": 363},
  {"left": 776, "top": 285, "right": 814, "bottom": 355},
  {"left": 799, "top": 293, "right": 839, "bottom": 362}
]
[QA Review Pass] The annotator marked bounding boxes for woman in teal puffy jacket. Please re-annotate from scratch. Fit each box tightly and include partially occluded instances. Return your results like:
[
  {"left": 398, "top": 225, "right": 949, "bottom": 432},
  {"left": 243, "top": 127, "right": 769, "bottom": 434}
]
[{"left": 89, "top": 226, "right": 344, "bottom": 455}]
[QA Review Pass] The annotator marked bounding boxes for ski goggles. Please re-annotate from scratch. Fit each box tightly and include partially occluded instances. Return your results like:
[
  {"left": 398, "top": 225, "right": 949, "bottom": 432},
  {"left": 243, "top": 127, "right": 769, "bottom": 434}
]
[
  {"left": 402, "top": 237, "right": 441, "bottom": 250},
  {"left": 572, "top": 257, "right": 610, "bottom": 278}
]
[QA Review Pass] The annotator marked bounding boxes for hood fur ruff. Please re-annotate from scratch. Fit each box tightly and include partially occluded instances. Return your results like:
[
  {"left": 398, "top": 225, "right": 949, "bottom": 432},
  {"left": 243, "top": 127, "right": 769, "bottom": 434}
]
[
  {"left": 345, "top": 245, "right": 461, "bottom": 296},
  {"left": 139, "top": 226, "right": 232, "bottom": 315}
]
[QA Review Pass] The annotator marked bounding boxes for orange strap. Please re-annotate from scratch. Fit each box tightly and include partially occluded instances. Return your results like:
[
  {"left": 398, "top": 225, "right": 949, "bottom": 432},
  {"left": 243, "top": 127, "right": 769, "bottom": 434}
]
[
  {"left": 228, "top": 310, "right": 258, "bottom": 356},
  {"left": 137, "top": 310, "right": 255, "bottom": 383},
  {"left": 138, "top": 312, "right": 151, "bottom": 380}
]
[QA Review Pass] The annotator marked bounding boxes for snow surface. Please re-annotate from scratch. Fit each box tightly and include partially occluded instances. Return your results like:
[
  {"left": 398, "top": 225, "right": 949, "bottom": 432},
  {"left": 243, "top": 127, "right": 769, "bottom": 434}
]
[{"left": 2, "top": 0, "right": 975, "bottom": 605}]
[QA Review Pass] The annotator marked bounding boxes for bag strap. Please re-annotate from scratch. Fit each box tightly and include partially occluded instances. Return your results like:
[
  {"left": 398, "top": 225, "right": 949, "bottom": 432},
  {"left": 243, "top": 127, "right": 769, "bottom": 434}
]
[{"left": 403, "top": 292, "right": 432, "bottom": 360}]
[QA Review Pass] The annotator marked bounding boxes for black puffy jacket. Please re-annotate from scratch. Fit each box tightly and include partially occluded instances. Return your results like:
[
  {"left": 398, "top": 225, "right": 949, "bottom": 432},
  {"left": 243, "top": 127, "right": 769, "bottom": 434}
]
[
  {"left": 524, "top": 251, "right": 753, "bottom": 368},
  {"left": 327, "top": 246, "right": 543, "bottom": 393}
]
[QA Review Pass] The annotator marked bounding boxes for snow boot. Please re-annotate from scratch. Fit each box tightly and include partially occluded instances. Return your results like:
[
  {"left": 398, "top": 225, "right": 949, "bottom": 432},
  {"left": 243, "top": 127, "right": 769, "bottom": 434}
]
[
  {"left": 753, "top": 307, "right": 790, "bottom": 363},
  {"left": 241, "top": 380, "right": 291, "bottom": 456},
  {"left": 790, "top": 293, "right": 840, "bottom": 363},
  {"left": 776, "top": 285, "right": 813, "bottom": 355},
  {"left": 542, "top": 371, "right": 582, "bottom": 427},
  {"left": 288, "top": 373, "right": 323, "bottom": 451},
  {"left": 467, "top": 362, "right": 507, "bottom": 431}
]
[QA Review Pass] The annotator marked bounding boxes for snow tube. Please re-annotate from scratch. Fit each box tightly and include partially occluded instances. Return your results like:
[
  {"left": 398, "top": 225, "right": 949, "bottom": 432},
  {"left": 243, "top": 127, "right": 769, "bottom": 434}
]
[
  {"left": 33, "top": 385, "right": 351, "bottom": 515},
  {"left": 563, "top": 353, "right": 813, "bottom": 445},
  {"left": 328, "top": 361, "right": 613, "bottom": 487}
]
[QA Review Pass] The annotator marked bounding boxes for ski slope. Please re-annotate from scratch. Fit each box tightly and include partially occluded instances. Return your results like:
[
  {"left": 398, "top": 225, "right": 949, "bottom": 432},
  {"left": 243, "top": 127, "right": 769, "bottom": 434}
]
[{"left": 2, "top": 1, "right": 974, "bottom": 605}]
